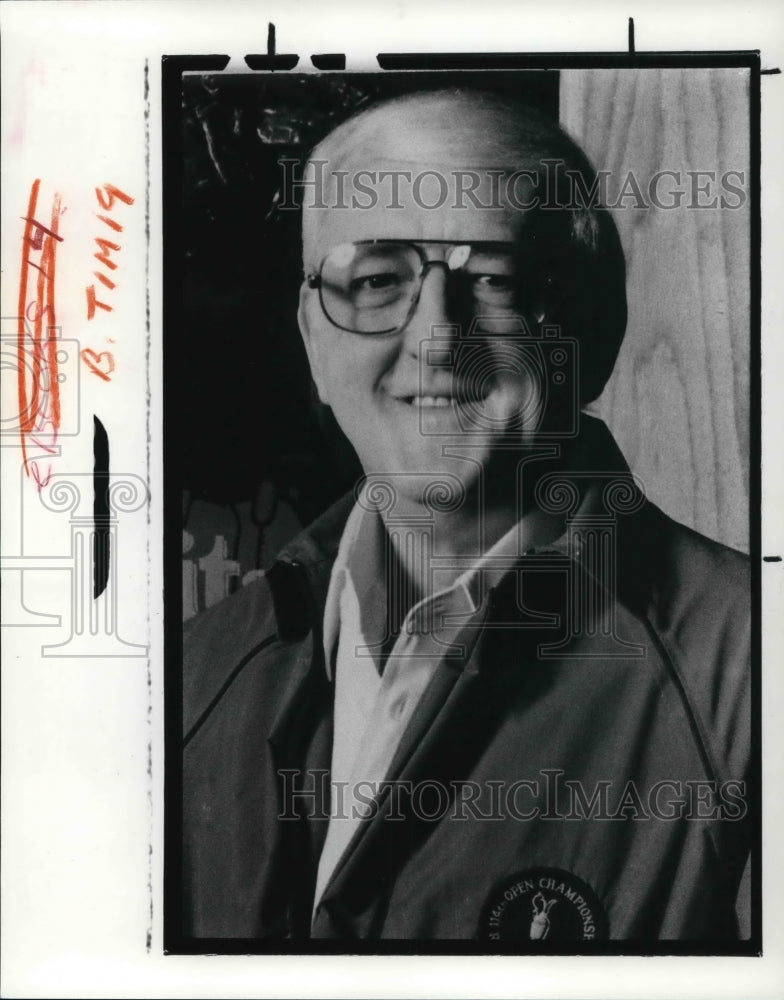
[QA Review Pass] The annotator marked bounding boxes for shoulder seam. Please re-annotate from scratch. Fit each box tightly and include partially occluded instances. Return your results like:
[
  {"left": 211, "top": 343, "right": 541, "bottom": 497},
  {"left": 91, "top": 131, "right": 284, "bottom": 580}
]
[
  {"left": 639, "top": 615, "right": 724, "bottom": 786},
  {"left": 183, "top": 633, "right": 279, "bottom": 748}
]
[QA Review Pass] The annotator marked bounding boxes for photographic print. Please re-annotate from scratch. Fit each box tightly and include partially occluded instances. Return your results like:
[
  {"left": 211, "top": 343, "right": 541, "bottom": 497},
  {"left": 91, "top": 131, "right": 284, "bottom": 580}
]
[{"left": 168, "top": 61, "right": 758, "bottom": 952}]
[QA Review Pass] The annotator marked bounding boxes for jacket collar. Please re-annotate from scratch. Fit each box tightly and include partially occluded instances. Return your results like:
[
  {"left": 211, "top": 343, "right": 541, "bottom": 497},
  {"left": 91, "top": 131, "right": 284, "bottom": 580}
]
[{"left": 268, "top": 492, "right": 355, "bottom": 641}]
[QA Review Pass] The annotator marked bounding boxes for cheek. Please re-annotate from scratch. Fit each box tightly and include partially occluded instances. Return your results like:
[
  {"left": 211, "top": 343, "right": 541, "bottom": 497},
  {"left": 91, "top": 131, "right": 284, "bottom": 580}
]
[
  {"left": 467, "top": 341, "right": 537, "bottom": 395},
  {"left": 304, "top": 299, "right": 359, "bottom": 402},
  {"left": 473, "top": 342, "right": 544, "bottom": 429},
  {"left": 318, "top": 339, "right": 374, "bottom": 407},
  {"left": 305, "top": 300, "right": 397, "bottom": 405}
]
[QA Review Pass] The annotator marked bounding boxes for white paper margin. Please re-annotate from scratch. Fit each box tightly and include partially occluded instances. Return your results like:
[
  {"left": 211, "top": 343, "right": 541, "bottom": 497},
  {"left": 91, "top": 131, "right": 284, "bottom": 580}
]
[{"left": 1, "top": 1, "right": 782, "bottom": 997}]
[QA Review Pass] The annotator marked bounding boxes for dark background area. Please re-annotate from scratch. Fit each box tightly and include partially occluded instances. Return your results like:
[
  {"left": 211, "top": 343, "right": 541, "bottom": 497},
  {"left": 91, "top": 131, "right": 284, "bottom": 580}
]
[{"left": 180, "top": 71, "right": 559, "bottom": 523}]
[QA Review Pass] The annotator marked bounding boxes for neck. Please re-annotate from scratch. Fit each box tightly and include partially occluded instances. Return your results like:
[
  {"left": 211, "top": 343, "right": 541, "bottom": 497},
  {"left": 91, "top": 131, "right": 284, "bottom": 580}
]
[{"left": 379, "top": 442, "right": 575, "bottom": 604}]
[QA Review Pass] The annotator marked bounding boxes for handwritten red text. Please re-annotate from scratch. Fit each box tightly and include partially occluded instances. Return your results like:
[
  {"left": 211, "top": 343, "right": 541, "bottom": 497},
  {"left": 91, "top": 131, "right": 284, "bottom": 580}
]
[
  {"left": 17, "top": 179, "right": 65, "bottom": 490},
  {"left": 81, "top": 183, "right": 134, "bottom": 382}
]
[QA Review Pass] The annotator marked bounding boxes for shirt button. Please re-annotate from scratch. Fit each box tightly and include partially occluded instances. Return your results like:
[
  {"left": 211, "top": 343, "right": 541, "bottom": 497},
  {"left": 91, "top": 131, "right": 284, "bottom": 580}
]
[{"left": 389, "top": 694, "right": 408, "bottom": 718}]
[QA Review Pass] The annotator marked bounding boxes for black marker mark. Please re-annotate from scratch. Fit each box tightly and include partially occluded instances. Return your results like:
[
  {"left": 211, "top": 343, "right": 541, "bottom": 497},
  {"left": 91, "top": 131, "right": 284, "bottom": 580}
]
[
  {"left": 311, "top": 54, "right": 347, "bottom": 70},
  {"left": 93, "top": 415, "right": 110, "bottom": 598},
  {"left": 245, "top": 22, "right": 299, "bottom": 70},
  {"left": 761, "top": 68, "right": 781, "bottom": 75},
  {"left": 763, "top": 555, "right": 782, "bottom": 562},
  {"left": 628, "top": 17, "right": 635, "bottom": 54},
  {"left": 376, "top": 53, "right": 755, "bottom": 70},
  {"left": 377, "top": 53, "right": 562, "bottom": 70}
]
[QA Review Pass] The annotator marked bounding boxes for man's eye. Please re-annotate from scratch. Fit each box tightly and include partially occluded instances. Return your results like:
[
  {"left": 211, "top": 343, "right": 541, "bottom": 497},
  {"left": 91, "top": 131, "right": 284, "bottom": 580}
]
[
  {"left": 351, "top": 272, "right": 401, "bottom": 292},
  {"left": 474, "top": 274, "right": 514, "bottom": 289},
  {"left": 469, "top": 272, "right": 517, "bottom": 305}
]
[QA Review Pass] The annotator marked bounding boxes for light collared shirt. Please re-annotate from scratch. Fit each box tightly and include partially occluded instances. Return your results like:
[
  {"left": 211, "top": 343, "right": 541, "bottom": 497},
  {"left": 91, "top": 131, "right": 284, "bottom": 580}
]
[{"left": 312, "top": 485, "right": 568, "bottom": 913}]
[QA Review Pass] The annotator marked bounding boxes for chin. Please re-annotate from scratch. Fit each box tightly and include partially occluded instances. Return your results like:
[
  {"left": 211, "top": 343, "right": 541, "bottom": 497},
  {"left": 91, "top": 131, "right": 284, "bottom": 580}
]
[{"left": 387, "top": 446, "right": 485, "bottom": 503}]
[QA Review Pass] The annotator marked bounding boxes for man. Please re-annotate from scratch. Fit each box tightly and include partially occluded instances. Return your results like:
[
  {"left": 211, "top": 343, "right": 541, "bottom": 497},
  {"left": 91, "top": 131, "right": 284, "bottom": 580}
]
[{"left": 182, "top": 89, "right": 750, "bottom": 942}]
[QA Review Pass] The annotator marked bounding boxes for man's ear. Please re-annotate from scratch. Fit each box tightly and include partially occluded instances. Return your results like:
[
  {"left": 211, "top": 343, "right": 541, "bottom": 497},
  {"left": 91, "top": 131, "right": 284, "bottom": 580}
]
[{"left": 297, "top": 283, "right": 330, "bottom": 405}]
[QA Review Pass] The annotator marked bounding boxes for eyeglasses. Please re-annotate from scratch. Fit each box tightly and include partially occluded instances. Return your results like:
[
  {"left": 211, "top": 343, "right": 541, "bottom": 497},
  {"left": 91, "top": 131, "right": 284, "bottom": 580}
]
[{"left": 306, "top": 240, "right": 527, "bottom": 336}]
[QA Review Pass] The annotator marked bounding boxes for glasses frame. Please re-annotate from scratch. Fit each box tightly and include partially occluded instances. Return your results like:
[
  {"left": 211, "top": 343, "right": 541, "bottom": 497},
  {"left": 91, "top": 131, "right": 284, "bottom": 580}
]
[{"left": 305, "top": 238, "right": 521, "bottom": 337}]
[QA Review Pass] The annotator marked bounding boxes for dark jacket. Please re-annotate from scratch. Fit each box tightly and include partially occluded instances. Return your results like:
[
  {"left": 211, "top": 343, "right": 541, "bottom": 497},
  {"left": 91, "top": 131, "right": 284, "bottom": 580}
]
[{"left": 182, "top": 428, "right": 751, "bottom": 943}]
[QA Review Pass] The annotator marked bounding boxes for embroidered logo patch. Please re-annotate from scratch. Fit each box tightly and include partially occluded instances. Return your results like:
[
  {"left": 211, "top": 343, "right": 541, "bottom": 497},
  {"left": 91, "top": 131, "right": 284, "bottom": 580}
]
[{"left": 480, "top": 866, "right": 608, "bottom": 941}]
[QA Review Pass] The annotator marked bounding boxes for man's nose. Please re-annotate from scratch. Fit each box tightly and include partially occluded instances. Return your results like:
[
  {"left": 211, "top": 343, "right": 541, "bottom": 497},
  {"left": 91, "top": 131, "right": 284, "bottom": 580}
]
[{"left": 399, "top": 264, "right": 457, "bottom": 357}]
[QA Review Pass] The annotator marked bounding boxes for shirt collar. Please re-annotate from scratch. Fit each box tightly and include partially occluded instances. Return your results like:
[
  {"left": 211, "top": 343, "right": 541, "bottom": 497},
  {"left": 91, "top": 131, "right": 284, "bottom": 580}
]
[
  {"left": 274, "top": 416, "right": 646, "bottom": 663},
  {"left": 322, "top": 481, "right": 572, "bottom": 679},
  {"left": 322, "top": 498, "right": 384, "bottom": 678}
]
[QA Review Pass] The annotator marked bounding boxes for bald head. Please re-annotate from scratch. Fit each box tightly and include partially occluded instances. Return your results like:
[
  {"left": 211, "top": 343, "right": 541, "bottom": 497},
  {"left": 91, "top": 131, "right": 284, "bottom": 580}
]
[
  {"left": 308, "top": 89, "right": 574, "bottom": 171},
  {"left": 301, "top": 89, "right": 601, "bottom": 271}
]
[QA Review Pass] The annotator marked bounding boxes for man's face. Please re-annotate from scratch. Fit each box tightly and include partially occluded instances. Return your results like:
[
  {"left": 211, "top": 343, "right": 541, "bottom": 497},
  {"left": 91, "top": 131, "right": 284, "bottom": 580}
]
[{"left": 298, "top": 114, "right": 547, "bottom": 500}]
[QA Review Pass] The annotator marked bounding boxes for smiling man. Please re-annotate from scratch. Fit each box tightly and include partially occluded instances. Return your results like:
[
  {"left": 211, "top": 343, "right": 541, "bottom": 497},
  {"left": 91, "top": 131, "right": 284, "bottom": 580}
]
[{"left": 182, "top": 90, "right": 751, "bottom": 943}]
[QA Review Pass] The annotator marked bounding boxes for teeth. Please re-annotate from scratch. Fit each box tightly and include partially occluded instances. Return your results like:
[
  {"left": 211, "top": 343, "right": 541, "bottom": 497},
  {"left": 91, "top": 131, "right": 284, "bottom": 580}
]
[
  {"left": 399, "top": 394, "right": 459, "bottom": 407},
  {"left": 417, "top": 396, "right": 453, "bottom": 407}
]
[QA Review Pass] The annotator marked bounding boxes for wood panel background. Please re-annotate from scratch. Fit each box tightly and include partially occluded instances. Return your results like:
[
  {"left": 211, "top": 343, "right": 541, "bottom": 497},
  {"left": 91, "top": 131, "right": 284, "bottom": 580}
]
[{"left": 560, "top": 69, "right": 750, "bottom": 552}]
